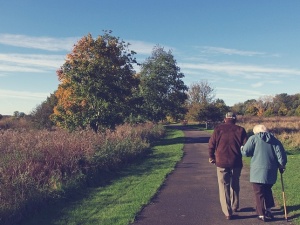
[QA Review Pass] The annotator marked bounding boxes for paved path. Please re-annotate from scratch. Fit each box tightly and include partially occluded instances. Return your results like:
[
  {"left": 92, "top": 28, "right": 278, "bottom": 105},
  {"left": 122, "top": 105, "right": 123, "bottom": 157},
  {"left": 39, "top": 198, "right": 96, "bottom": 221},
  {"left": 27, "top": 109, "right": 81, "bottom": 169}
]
[{"left": 133, "top": 127, "right": 293, "bottom": 225}]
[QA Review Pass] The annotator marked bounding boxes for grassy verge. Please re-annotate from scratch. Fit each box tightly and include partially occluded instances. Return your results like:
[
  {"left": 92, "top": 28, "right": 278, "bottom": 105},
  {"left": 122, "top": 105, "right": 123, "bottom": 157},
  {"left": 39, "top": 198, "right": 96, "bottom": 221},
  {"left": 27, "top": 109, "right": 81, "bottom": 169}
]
[
  {"left": 20, "top": 128, "right": 184, "bottom": 225},
  {"left": 271, "top": 151, "right": 300, "bottom": 224}
]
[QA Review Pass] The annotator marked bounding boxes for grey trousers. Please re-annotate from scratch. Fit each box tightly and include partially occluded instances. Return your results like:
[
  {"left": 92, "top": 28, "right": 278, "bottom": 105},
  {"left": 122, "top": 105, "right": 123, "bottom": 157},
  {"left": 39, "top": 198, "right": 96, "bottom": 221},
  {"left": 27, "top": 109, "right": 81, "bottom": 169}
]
[{"left": 217, "top": 167, "right": 242, "bottom": 216}]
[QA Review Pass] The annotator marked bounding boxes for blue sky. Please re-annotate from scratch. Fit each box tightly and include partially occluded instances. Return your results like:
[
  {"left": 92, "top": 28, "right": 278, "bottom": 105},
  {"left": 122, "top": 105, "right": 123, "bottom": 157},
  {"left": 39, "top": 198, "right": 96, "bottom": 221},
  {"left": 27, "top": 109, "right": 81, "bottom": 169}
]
[{"left": 1, "top": 1, "right": 300, "bottom": 115}]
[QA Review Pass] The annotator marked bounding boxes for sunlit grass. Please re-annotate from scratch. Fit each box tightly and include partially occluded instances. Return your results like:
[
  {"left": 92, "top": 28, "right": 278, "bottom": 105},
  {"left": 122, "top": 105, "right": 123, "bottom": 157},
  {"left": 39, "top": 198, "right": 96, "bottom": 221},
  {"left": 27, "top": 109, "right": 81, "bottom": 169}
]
[
  {"left": 20, "top": 128, "right": 184, "bottom": 225},
  {"left": 272, "top": 153, "right": 300, "bottom": 224}
]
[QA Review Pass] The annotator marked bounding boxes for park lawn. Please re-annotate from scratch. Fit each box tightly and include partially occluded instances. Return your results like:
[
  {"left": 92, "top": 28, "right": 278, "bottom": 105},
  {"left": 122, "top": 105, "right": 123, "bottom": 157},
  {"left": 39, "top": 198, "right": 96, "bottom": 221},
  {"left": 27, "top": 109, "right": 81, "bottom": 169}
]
[
  {"left": 272, "top": 152, "right": 300, "bottom": 224},
  {"left": 20, "top": 128, "right": 184, "bottom": 225}
]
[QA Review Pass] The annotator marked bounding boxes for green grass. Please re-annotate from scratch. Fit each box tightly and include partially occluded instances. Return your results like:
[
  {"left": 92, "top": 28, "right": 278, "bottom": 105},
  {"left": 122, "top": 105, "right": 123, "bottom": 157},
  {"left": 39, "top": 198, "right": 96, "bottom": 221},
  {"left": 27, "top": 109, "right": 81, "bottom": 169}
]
[
  {"left": 20, "top": 128, "right": 184, "bottom": 225},
  {"left": 272, "top": 152, "right": 300, "bottom": 224}
]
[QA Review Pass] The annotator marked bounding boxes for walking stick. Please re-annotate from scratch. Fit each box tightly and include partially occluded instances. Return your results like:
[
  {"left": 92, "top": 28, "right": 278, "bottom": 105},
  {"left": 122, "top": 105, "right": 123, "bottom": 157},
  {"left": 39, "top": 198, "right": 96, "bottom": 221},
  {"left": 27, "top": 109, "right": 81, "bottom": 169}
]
[{"left": 280, "top": 172, "right": 288, "bottom": 221}]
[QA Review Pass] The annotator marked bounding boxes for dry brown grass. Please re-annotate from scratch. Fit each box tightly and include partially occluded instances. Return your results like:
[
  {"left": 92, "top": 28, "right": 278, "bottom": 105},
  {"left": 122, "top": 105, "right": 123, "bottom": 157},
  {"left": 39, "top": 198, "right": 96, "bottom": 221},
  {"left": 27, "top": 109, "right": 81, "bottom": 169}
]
[
  {"left": 0, "top": 122, "right": 165, "bottom": 225},
  {"left": 237, "top": 116, "right": 300, "bottom": 150}
]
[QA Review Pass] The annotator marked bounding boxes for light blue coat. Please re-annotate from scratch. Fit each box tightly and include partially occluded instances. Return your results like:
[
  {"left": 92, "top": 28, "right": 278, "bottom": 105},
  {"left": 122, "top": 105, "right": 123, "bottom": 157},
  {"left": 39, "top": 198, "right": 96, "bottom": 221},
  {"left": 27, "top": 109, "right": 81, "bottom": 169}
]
[{"left": 241, "top": 132, "right": 287, "bottom": 184}]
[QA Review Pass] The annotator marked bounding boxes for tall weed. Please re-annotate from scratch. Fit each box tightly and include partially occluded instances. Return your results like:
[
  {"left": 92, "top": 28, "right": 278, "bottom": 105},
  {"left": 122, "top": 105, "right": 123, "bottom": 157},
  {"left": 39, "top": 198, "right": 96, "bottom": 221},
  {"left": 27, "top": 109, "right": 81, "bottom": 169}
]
[
  {"left": 237, "top": 116, "right": 300, "bottom": 151},
  {"left": 0, "top": 122, "right": 165, "bottom": 225}
]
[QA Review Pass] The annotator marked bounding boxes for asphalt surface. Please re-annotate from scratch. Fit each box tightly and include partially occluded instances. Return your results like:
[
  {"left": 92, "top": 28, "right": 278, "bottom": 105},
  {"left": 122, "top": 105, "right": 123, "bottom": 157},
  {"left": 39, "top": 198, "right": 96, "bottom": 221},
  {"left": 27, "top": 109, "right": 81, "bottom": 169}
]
[{"left": 132, "top": 127, "right": 294, "bottom": 225}]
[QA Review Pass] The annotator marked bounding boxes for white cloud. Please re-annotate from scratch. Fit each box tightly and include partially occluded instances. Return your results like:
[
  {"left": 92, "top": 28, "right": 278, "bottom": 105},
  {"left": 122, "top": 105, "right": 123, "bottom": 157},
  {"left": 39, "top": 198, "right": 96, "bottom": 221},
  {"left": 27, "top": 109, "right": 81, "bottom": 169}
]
[
  {"left": 216, "top": 87, "right": 264, "bottom": 105},
  {"left": 0, "top": 53, "right": 64, "bottom": 70},
  {"left": 0, "top": 33, "right": 79, "bottom": 51},
  {"left": 0, "top": 63, "right": 46, "bottom": 73},
  {"left": 252, "top": 82, "right": 264, "bottom": 88},
  {"left": 127, "top": 40, "right": 154, "bottom": 55},
  {"left": 179, "top": 62, "right": 300, "bottom": 76},
  {"left": 0, "top": 89, "right": 49, "bottom": 100},
  {"left": 128, "top": 40, "right": 175, "bottom": 56},
  {"left": 200, "top": 46, "right": 277, "bottom": 57}
]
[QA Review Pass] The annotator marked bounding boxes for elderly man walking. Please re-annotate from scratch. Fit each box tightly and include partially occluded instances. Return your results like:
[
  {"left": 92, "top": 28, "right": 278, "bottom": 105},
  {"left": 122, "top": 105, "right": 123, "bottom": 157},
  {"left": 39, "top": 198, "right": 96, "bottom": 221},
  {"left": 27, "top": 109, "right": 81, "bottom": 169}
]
[{"left": 208, "top": 112, "right": 248, "bottom": 220}]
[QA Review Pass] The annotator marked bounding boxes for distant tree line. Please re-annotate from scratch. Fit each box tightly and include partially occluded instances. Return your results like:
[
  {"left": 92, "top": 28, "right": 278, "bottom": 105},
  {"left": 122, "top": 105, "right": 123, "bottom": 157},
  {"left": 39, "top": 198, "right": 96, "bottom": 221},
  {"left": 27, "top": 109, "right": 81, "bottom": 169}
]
[{"left": 231, "top": 93, "right": 300, "bottom": 117}]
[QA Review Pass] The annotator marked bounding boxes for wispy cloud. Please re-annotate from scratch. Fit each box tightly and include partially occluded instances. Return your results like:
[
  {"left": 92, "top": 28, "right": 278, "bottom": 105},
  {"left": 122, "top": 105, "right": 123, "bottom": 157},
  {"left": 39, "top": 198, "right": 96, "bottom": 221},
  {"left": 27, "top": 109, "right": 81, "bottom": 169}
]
[
  {"left": 252, "top": 82, "right": 264, "bottom": 88},
  {"left": 180, "top": 62, "right": 300, "bottom": 76},
  {"left": 0, "top": 34, "right": 78, "bottom": 51},
  {"left": 216, "top": 87, "right": 265, "bottom": 104},
  {"left": 128, "top": 40, "right": 174, "bottom": 56},
  {"left": 218, "top": 87, "right": 263, "bottom": 95},
  {"left": 0, "top": 89, "right": 49, "bottom": 100},
  {"left": 128, "top": 40, "right": 154, "bottom": 55},
  {"left": 0, "top": 63, "right": 46, "bottom": 73},
  {"left": 0, "top": 53, "right": 64, "bottom": 71},
  {"left": 200, "top": 46, "right": 278, "bottom": 57}
]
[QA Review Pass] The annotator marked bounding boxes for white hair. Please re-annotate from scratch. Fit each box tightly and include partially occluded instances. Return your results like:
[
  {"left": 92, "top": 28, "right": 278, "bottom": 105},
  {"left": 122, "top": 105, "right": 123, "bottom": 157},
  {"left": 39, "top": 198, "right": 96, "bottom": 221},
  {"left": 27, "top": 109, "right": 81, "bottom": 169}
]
[{"left": 253, "top": 124, "right": 268, "bottom": 134}]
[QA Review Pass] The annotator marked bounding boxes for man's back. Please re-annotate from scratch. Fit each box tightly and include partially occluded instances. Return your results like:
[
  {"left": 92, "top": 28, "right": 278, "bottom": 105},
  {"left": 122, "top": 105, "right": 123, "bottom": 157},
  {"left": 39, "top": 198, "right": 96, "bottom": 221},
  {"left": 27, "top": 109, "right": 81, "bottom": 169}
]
[{"left": 208, "top": 122, "right": 247, "bottom": 168}]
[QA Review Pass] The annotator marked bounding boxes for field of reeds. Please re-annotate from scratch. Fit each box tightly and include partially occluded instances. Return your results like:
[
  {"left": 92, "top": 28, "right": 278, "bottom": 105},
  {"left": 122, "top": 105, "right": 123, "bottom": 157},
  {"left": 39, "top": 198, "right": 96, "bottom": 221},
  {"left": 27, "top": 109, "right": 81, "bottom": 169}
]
[
  {"left": 0, "top": 122, "right": 165, "bottom": 225},
  {"left": 237, "top": 116, "right": 300, "bottom": 151}
]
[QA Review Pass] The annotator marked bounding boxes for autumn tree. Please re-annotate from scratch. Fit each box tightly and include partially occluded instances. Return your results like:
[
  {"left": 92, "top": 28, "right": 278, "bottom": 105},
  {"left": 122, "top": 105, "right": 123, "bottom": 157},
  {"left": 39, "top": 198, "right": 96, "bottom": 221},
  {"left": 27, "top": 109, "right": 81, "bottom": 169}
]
[
  {"left": 51, "top": 32, "right": 139, "bottom": 132},
  {"left": 139, "top": 46, "right": 188, "bottom": 122}
]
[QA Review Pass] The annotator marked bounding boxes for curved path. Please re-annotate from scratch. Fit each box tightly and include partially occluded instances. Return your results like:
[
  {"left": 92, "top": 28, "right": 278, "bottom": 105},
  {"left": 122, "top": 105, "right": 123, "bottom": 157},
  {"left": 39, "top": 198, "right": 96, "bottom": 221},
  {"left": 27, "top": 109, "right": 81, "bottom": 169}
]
[{"left": 132, "top": 127, "right": 293, "bottom": 225}]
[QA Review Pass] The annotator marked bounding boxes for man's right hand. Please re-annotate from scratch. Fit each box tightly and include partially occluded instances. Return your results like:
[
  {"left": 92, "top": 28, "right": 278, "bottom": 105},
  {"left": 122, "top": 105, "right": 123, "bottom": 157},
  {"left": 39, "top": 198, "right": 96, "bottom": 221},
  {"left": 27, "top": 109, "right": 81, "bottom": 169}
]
[{"left": 209, "top": 158, "right": 216, "bottom": 164}]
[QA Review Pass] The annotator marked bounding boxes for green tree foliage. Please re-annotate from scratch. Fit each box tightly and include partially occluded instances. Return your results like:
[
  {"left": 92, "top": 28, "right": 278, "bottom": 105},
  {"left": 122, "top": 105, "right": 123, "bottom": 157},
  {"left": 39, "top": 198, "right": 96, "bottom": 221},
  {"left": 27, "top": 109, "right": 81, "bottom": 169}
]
[
  {"left": 13, "top": 111, "right": 25, "bottom": 118},
  {"left": 51, "top": 31, "right": 139, "bottom": 132},
  {"left": 185, "top": 103, "right": 201, "bottom": 122},
  {"left": 139, "top": 46, "right": 188, "bottom": 122},
  {"left": 295, "top": 105, "right": 300, "bottom": 116},
  {"left": 230, "top": 102, "right": 245, "bottom": 115},
  {"left": 214, "top": 98, "right": 230, "bottom": 118},
  {"left": 196, "top": 104, "right": 218, "bottom": 122},
  {"left": 30, "top": 92, "right": 57, "bottom": 129}
]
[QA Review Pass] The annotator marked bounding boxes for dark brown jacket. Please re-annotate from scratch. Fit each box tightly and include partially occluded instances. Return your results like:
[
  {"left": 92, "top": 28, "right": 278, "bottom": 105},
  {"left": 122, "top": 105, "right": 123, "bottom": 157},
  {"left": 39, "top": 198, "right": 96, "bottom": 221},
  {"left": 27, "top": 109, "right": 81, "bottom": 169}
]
[{"left": 208, "top": 120, "right": 248, "bottom": 168}]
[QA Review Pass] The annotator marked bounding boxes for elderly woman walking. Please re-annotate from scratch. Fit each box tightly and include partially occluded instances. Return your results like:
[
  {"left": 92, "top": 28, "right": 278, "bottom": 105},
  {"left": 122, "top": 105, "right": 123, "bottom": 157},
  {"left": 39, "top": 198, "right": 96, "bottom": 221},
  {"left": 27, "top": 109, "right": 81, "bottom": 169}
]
[{"left": 241, "top": 124, "right": 287, "bottom": 222}]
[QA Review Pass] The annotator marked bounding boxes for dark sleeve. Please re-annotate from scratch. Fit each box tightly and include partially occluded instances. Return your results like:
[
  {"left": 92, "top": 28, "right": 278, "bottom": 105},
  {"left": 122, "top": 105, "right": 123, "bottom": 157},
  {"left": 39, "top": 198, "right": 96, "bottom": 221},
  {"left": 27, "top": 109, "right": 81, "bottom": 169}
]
[
  {"left": 208, "top": 131, "right": 216, "bottom": 159},
  {"left": 241, "top": 128, "right": 248, "bottom": 145}
]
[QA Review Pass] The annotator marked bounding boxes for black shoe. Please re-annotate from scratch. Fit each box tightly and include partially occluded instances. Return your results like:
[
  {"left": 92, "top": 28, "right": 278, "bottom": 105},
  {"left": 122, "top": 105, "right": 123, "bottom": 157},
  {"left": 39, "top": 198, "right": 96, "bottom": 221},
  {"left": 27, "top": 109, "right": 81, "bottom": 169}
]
[
  {"left": 265, "top": 211, "right": 274, "bottom": 220},
  {"left": 257, "top": 216, "right": 266, "bottom": 222}
]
